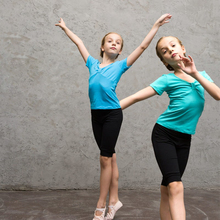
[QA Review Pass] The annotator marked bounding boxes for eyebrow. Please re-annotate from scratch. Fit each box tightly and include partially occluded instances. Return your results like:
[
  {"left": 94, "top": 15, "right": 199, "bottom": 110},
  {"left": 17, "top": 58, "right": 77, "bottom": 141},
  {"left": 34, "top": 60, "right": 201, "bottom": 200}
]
[
  {"left": 160, "top": 40, "right": 175, "bottom": 50},
  {"left": 106, "top": 36, "right": 122, "bottom": 42}
]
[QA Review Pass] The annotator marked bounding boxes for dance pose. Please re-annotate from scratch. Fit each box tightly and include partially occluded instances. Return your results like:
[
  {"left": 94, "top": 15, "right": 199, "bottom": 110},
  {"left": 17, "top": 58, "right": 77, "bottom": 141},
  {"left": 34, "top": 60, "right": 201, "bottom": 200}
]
[
  {"left": 55, "top": 14, "right": 172, "bottom": 220},
  {"left": 120, "top": 36, "right": 220, "bottom": 220}
]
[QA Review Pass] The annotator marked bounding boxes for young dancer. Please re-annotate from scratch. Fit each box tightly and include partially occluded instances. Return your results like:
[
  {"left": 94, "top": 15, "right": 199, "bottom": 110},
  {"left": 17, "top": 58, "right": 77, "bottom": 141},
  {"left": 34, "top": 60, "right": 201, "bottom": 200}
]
[
  {"left": 120, "top": 36, "right": 220, "bottom": 220},
  {"left": 55, "top": 14, "right": 172, "bottom": 220}
]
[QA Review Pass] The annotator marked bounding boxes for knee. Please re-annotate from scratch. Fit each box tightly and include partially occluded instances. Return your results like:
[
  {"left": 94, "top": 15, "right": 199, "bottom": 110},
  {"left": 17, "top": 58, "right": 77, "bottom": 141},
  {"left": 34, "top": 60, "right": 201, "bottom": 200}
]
[
  {"left": 167, "top": 181, "right": 184, "bottom": 197},
  {"left": 100, "top": 156, "right": 111, "bottom": 169}
]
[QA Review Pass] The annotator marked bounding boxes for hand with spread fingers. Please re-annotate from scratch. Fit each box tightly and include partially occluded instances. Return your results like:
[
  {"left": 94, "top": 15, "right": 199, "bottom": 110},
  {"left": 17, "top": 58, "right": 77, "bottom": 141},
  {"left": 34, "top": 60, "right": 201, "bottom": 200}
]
[{"left": 178, "top": 55, "right": 198, "bottom": 77}]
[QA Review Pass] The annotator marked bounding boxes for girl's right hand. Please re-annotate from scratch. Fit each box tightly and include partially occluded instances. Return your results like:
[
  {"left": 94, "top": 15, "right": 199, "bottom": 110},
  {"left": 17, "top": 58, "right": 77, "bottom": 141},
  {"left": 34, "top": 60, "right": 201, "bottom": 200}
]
[
  {"left": 55, "top": 18, "right": 66, "bottom": 30},
  {"left": 155, "top": 13, "right": 172, "bottom": 27}
]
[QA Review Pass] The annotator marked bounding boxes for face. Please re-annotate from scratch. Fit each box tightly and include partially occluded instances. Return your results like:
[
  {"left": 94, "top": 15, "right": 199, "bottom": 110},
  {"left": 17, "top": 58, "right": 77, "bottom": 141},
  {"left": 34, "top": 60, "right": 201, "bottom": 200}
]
[
  {"left": 101, "top": 33, "right": 123, "bottom": 57},
  {"left": 157, "top": 36, "right": 186, "bottom": 68}
]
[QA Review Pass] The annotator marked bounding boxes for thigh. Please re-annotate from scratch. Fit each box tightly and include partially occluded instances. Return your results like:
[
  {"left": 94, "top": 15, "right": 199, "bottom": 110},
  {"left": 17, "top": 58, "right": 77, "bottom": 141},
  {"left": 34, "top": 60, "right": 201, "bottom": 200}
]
[
  {"left": 152, "top": 124, "right": 181, "bottom": 186},
  {"left": 91, "top": 117, "right": 102, "bottom": 149},
  {"left": 100, "top": 109, "right": 123, "bottom": 153},
  {"left": 176, "top": 143, "right": 191, "bottom": 177},
  {"left": 91, "top": 110, "right": 105, "bottom": 149},
  {"left": 152, "top": 140, "right": 180, "bottom": 181}
]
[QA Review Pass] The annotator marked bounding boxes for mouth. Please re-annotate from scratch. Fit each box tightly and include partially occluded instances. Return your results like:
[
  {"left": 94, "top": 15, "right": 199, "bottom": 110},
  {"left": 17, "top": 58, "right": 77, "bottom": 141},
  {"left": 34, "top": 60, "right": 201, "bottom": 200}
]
[
  {"left": 110, "top": 47, "right": 116, "bottom": 50},
  {"left": 171, "top": 53, "right": 177, "bottom": 58}
]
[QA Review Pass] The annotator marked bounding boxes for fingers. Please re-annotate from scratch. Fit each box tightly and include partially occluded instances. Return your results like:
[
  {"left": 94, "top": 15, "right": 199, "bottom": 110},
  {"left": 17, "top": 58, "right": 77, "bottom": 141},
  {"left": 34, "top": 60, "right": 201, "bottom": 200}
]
[
  {"left": 55, "top": 18, "right": 64, "bottom": 27},
  {"left": 163, "top": 13, "right": 172, "bottom": 21},
  {"left": 179, "top": 55, "right": 193, "bottom": 63},
  {"left": 159, "top": 13, "right": 172, "bottom": 25},
  {"left": 188, "top": 55, "right": 193, "bottom": 62}
]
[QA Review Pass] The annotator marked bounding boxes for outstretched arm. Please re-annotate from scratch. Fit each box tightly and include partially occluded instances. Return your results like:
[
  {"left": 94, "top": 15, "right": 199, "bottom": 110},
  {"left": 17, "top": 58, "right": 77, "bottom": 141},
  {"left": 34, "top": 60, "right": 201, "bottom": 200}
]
[
  {"left": 55, "top": 18, "right": 90, "bottom": 63},
  {"left": 120, "top": 86, "right": 157, "bottom": 110},
  {"left": 179, "top": 55, "right": 220, "bottom": 100},
  {"left": 126, "top": 13, "right": 172, "bottom": 67}
]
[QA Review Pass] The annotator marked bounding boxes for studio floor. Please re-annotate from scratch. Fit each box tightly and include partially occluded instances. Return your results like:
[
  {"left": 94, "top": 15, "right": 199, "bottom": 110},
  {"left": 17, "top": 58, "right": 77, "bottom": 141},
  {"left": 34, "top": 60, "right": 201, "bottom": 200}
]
[{"left": 0, "top": 188, "right": 219, "bottom": 220}]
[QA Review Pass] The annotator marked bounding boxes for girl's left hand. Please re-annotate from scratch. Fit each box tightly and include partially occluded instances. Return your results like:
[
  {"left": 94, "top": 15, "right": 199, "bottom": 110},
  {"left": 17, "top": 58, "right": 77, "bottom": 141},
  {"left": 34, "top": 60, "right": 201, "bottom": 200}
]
[{"left": 178, "top": 55, "right": 198, "bottom": 76}]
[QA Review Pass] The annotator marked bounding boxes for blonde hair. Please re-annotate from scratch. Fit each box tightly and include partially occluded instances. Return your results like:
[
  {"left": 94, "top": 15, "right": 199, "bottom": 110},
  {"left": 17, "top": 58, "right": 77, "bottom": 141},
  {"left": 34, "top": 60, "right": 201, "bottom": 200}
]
[
  {"left": 100, "top": 32, "right": 124, "bottom": 59},
  {"left": 156, "top": 36, "right": 186, "bottom": 71}
]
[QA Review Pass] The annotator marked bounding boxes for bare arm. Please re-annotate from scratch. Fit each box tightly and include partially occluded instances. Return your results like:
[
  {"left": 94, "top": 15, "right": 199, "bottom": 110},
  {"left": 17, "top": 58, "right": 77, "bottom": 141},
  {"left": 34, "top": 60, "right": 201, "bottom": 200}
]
[
  {"left": 55, "top": 18, "right": 89, "bottom": 63},
  {"left": 127, "top": 13, "right": 172, "bottom": 67},
  {"left": 179, "top": 55, "right": 220, "bottom": 100},
  {"left": 120, "top": 86, "right": 157, "bottom": 110}
]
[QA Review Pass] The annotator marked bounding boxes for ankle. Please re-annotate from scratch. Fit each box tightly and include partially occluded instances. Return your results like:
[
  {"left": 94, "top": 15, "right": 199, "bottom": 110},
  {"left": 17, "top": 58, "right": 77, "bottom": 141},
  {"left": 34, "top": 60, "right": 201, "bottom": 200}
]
[
  {"left": 108, "top": 199, "right": 119, "bottom": 206},
  {"left": 97, "top": 201, "right": 106, "bottom": 209}
]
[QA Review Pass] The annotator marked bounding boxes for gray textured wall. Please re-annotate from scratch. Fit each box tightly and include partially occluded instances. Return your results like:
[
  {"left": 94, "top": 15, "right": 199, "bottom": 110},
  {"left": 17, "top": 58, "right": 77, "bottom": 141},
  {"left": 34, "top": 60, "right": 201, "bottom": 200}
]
[{"left": 0, "top": 0, "right": 219, "bottom": 190}]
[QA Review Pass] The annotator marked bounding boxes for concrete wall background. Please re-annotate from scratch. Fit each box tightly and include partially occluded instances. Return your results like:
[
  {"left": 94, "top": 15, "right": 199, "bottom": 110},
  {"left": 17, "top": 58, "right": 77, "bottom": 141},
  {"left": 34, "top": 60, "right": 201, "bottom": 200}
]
[{"left": 0, "top": 0, "right": 219, "bottom": 190}]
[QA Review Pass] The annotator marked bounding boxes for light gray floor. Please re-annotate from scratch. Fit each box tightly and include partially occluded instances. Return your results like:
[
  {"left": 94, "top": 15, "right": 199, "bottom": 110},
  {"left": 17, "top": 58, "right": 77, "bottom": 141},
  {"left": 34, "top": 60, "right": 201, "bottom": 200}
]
[{"left": 0, "top": 189, "right": 219, "bottom": 220}]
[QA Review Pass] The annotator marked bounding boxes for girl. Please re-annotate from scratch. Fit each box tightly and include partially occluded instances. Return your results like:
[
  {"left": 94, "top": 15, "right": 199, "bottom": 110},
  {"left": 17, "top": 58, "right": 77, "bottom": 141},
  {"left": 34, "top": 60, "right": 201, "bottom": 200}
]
[
  {"left": 120, "top": 36, "right": 220, "bottom": 220},
  {"left": 55, "top": 14, "right": 172, "bottom": 220}
]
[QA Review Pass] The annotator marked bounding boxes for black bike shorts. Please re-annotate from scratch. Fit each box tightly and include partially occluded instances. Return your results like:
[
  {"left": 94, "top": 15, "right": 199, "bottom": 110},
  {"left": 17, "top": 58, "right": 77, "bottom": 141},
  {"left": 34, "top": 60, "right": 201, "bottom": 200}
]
[
  {"left": 152, "top": 123, "right": 191, "bottom": 186},
  {"left": 91, "top": 108, "right": 123, "bottom": 157}
]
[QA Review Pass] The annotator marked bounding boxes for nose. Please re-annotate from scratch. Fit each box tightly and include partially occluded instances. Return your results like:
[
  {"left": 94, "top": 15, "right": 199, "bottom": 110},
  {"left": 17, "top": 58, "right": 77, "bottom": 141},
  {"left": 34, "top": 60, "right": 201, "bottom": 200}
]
[{"left": 168, "top": 46, "right": 173, "bottom": 54}]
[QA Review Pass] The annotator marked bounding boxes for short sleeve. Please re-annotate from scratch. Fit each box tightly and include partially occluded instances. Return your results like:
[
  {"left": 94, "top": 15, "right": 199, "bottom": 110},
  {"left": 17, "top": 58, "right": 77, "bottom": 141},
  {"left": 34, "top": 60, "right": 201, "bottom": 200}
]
[
  {"left": 86, "top": 55, "right": 98, "bottom": 69},
  {"left": 121, "top": 58, "right": 132, "bottom": 74},
  {"left": 150, "top": 74, "right": 168, "bottom": 96},
  {"left": 200, "top": 71, "right": 214, "bottom": 83}
]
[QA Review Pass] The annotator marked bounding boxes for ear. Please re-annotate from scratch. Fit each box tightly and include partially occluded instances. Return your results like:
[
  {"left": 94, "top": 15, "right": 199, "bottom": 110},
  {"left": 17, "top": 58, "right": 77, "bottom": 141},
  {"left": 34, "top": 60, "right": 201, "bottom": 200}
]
[{"left": 181, "top": 45, "right": 186, "bottom": 54}]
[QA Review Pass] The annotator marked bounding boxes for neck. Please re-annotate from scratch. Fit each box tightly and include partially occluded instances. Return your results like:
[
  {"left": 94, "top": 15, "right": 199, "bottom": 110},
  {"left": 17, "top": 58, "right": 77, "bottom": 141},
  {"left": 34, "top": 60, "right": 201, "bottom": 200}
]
[
  {"left": 174, "top": 69, "right": 185, "bottom": 75},
  {"left": 102, "top": 54, "right": 116, "bottom": 64},
  {"left": 172, "top": 60, "right": 185, "bottom": 74}
]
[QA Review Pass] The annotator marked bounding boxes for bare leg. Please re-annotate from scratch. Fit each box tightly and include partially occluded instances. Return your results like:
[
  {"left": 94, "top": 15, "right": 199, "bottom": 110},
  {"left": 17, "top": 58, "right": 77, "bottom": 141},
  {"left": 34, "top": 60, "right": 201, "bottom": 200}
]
[
  {"left": 168, "top": 181, "right": 185, "bottom": 220},
  {"left": 160, "top": 185, "right": 172, "bottom": 220},
  {"left": 108, "top": 153, "right": 119, "bottom": 208},
  {"left": 95, "top": 155, "right": 112, "bottom": 216}
]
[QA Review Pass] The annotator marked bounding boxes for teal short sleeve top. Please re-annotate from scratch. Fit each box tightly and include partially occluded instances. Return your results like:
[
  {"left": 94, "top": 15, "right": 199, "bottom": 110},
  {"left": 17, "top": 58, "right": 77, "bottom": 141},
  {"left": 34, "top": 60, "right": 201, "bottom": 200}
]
[{"left": 150, "top": 71, "right": 213, "bottom": 134}]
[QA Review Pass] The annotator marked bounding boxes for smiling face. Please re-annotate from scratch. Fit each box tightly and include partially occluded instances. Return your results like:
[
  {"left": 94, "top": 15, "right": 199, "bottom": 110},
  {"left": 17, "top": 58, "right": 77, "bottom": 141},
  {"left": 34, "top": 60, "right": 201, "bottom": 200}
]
[
  {"left": 100, "top": 32, "right": 123, "bottom": 59},
  {"left": 156, "top": 36, "right": 186, "bottom": 71}
]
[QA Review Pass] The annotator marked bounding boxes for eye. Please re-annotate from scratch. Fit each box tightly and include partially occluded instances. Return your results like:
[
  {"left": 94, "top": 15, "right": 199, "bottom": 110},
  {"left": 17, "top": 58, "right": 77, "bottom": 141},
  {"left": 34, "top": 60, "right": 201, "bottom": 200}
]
[
  {"left": 163, "top": 50, "right": 167, "bottom": 54},
  {"left": 172, "top": 44, "right": 175, "bottom": 47}
]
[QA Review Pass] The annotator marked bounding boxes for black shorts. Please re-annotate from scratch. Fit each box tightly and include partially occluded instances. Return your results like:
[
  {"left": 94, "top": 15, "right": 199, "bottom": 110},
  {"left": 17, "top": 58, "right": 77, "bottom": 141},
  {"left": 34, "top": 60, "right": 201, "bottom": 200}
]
[
  {"left": 91, "top": 108, "right": 123, "bottom": 157},
  {"left": 151, "top": 123, "right": 191, "bottom": 186}
]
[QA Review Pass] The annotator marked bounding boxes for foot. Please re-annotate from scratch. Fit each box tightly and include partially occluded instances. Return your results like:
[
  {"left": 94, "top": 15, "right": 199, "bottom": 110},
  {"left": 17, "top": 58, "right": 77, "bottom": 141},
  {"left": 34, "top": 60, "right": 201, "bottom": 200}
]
[
  {"left": 93, "top": 207, "right": 106, "bottom": 220},
  {"left": 105, "top": 201, "right": 123, "bottom": 220}
]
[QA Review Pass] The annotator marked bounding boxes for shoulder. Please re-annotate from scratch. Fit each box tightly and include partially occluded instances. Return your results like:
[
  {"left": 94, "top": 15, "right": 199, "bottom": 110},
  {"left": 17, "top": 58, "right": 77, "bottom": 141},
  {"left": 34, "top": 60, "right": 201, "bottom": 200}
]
[
  {"left": 116, "top": 57, "right": 130, "bottom": 67},
  {"left": 112, "top": 58, "right": 131, "bottom": 72},
  {"left": 86, "top": 55, "right": 100, "bottom": 67}
]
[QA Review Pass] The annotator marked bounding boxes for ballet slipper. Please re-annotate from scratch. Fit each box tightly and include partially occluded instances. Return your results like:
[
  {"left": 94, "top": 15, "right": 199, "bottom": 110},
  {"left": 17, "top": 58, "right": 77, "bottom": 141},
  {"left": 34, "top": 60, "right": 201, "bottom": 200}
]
[
  {"left": 105, "top": 201, "right": 123, "bottom": 220},
  {"left": 93, "top": 207, "right": 106, "bottom": 220}
]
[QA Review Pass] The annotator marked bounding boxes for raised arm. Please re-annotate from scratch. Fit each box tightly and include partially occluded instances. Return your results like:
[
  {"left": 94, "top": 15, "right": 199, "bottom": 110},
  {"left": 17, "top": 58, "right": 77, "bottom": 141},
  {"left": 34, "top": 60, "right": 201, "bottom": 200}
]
[
  {"left": 55, "top": 18, "right": 90, "bottom": 63},
  {"left": 126, "top": 13, "right": 172, "bottom": 67},
  {"left": 179, "top": 55, "right": 220, "bottom": 100},
  {"left": 120, "top": 86, "right": 157, "bottom": 110}
]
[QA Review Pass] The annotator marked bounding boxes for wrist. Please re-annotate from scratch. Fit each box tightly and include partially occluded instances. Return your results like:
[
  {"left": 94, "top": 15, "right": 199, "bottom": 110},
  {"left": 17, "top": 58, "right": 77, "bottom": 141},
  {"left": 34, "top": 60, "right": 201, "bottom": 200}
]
[
  {"left": 153, "top": 23, "right": 160, "bottom": 29},
  {"left": 191, "top": 70, "right": 200, "bottom": 78},
  {"left": 62, "top": 26, "right": 68, "bottom": 31}
]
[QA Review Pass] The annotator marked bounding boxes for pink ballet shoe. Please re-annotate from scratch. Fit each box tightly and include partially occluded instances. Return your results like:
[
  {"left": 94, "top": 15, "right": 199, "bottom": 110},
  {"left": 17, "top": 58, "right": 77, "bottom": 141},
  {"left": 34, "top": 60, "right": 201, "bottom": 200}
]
[
  {"left": 105, "top": 201, "right": 123, "bottom": 220},
  {"left": 93, "top": 207, "right": 106, "bottom": 220}
]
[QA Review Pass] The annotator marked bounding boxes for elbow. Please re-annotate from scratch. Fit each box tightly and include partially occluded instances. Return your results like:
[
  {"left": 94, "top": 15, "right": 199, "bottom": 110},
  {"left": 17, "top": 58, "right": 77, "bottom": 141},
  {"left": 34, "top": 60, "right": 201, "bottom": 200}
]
[
  {"left": 214, "top": 90, "right": 220, "bottom": 100},
  {"left": 214, "top": 94, "right": 220, "bottom": 101},
  {"left": 140, "top": 44, "right": 149, "bottom": 51}
]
